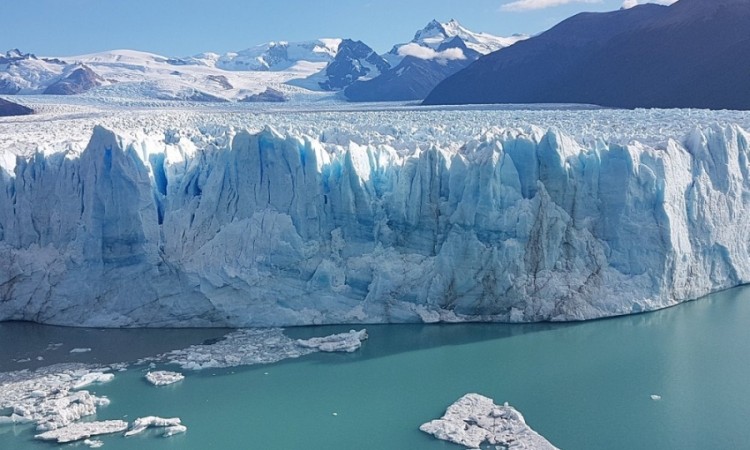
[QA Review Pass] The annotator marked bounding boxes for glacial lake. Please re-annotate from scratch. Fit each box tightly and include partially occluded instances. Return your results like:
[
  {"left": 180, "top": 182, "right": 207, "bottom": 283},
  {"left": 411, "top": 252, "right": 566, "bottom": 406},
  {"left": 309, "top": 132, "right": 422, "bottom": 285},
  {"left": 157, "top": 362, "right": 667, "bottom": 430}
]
[{"left": 2, "top": 286, "right": 750, "bottom": 449}]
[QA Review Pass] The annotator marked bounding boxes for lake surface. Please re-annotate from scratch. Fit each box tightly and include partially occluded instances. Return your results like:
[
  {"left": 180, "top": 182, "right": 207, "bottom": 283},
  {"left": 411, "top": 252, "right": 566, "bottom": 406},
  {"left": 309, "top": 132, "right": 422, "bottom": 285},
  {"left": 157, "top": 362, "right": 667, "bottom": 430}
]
[{"left": 2, "top": 286, "right": 750, "bottom": 449}]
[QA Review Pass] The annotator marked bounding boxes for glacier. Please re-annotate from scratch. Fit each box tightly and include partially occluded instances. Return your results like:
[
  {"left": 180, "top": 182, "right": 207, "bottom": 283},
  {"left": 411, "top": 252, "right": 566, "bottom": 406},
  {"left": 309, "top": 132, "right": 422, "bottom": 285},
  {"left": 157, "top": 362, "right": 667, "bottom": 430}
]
[{"left": 1, "top": 105, "right": 749, "bottom": 327}]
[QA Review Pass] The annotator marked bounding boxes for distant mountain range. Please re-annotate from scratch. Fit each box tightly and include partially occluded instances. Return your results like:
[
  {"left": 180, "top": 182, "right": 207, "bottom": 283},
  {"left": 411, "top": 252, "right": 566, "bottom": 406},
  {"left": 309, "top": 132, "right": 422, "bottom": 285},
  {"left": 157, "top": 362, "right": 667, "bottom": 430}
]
[
  {"left": 0, "top": 20, "right": 525, "bottom": 103},
  {"left": 341, "top": 20, "right": 526, "bottom": 102},
  {"left": 424, "top": 0, "right": 750, "bottom": 110}
]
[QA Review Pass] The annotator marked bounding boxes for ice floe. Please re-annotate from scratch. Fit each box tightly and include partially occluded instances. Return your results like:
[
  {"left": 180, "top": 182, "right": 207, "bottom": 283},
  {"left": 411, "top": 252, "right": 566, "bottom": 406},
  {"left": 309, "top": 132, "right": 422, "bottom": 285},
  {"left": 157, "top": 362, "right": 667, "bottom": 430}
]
[
  {"left": 72, "top": 372, "right": 114, "bottom": 390},
  {"left": 420, "top": 393, "right": 558, "bottom": 450},
  {"left": 125, "top": 416, "right": 184, "bottom": 437},
  {"left": 296, "top": 329, "right": 368, "bottom": 352},
  {"left": 34, "top": 420, "right": 128, "bottom": 443},
  {"left": 152, "top": 328, "right": 367, "bottom": 370},
  {"left": 0, "top": 364, "right": 113, "bottom": 432},
  {"left": 69, "top": 348, "right": 92, "bottom": 354},
  {"left": 145, "top": 371, "right": 184, "bottom": 386}
]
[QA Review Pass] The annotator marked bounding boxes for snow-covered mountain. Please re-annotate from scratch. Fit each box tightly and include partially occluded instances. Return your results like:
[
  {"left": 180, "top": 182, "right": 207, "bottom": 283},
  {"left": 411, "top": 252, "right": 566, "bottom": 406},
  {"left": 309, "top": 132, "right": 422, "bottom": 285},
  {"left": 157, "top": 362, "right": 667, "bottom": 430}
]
[
  {"left": 293, "top": 20, "right": 526, "bottom": 100},
  {"left": 385, "top": 19, "right": 527, "bottom": 67},
  {"left": 0, "top": 48, "right": 329, "bottom": 102},
  {"left": 0, "top": 20, "right": 524, "bottom": 103},
  {"left": 2, "top": 105, "right": 750, "bottom": 327},
  {"left": 310, "top": 39, "right": 391, "bottom": 91},
  {"left": 189, "top": 39, "right": 342, "bottom": 71},
  {"left": 342, "top": 20, "right": 527, "bottom": 101}
]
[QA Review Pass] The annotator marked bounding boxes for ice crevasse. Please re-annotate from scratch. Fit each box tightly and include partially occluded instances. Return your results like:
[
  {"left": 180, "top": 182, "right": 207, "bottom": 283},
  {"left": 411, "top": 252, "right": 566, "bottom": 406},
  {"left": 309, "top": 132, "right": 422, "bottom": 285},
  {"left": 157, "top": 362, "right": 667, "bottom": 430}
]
[{"left": 0, "top": 123, "right": 749, "bottom": 327}]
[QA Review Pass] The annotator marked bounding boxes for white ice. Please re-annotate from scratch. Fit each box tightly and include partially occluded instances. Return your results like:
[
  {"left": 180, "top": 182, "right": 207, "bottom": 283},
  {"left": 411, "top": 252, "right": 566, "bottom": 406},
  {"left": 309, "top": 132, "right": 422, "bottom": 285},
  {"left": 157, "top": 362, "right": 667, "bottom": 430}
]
[
  {"left": 296, "top": 329, "right": 368, "bottom": 352},
  {"left": 420, "top": 393, "right": 558, "bottom": 449},
  {"left": 1, "top": 102, "right": 750, "bottom": 327},
  {"left": 125, "top": 416, "right": 183, "bottom": 437},
  {"left": 34, "top": 420, "right": 128, "bottom": 443},
  {"left": 145, "top": 371, "right": 184, "bottom": 386}
]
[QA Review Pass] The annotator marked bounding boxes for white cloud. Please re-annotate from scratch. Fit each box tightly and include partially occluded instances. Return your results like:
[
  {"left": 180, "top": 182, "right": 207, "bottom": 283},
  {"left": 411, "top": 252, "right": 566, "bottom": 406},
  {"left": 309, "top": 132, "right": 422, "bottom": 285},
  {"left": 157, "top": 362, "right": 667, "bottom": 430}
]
[
  {"left": 500, "top": 0, "right": 601, "bottom": 12},
  {"left": 622, "top": 0, "right": 677, "bottom": 8},
  {"left": 397, "top": 44, "right": 466, "bottom": 61}
]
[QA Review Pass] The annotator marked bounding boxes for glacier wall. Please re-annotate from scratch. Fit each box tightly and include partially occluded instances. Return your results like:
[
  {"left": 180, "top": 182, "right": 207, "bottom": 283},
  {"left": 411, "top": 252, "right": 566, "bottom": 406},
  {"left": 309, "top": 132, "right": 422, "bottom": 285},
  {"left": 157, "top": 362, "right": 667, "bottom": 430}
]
[{"left": 1, "top": 123, "right": 749, "bottom": 327}]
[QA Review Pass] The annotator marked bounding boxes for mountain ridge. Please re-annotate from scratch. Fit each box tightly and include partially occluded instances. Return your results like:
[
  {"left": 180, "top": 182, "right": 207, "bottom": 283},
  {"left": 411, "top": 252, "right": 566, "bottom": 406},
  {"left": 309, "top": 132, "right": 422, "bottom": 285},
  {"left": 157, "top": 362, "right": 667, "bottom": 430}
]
[{"left": 424, "top": 0, "right": 750, "bottom": 110}]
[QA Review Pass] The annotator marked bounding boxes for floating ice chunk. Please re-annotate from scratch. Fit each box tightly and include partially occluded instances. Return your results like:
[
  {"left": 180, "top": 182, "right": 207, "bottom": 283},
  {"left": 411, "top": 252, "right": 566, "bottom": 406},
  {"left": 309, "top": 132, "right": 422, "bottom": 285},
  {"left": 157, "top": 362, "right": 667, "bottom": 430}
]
[
  {"left": 73, "top": 372, "right": 115, "bottom": 390},
  {"left": 150, "top": 328, "right": 369, "bottom": 371},
  {"left": 0, "top": 364, "right": 113, "bottom": 431},
  {"left": 0, "top": 413, "right": 33, "bottom": 425},
  {"left": 84, "top": 438, "right": 104, "bottom": 448},
  {"left": 145, "top": 371, "right": 184, "bottom": 386},
  {"left": 34, "top": 420, "right": 128, "bottom": 443},
  {"left": 651, "top": 394, "right": 662, "bottom": 401},
  {"left": 125, "top": 416, "right": 183, "bottom": 437},
  {"left": 296, "top": 329, "right": 368, "bottom": 353},
  {"left": 156, "top": 329, "right": 314, "bottom": 370},
  {"left": 420, "top": 394, "right": 558, "bottom": 449},
  {"left": 70, "top": 348, "right": 92, "bottom": 354},
  {"left": 163, "top": 424, "right": 187, "bottom": 437}
]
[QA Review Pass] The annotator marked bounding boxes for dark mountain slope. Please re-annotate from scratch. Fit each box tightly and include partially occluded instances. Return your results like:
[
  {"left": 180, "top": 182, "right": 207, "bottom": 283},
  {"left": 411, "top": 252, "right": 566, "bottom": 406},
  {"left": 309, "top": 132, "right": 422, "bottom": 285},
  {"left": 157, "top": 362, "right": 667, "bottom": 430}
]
[
  {"left": 424, "top": 0, "right": 750, "bottom": 110},
  {"left": 0, "top": 97, "right": 33, "bottom": 116}
]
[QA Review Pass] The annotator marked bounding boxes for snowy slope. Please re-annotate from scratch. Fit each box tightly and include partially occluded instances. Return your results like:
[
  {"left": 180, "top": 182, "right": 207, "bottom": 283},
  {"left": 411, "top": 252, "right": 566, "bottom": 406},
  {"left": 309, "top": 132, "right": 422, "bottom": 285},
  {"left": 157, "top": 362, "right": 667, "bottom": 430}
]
[
  {"left": 385, "top": 19, "right": 527, "bottom": 66},
  {"left": 1, "top": 102, "right": 750, "bottom": 327},
  {"left": 204, "top": 39, "right": 342, "bottom": 71},
  {"left": 72, "top": 49, "right": 330, "bottom": 101},
  {"left": 0, "top": 48, "right": 336, "bottom": 102},
  {"left": 343, "top": 20, "right": 528, "bottom": 101}
]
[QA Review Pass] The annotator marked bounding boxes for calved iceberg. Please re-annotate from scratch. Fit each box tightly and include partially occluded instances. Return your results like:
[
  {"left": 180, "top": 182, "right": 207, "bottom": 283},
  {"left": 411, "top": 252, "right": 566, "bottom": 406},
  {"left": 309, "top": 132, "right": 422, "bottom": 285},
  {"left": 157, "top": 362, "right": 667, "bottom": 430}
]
[{"left": 1, "top": 122, "right": 748, "bottom": 326}]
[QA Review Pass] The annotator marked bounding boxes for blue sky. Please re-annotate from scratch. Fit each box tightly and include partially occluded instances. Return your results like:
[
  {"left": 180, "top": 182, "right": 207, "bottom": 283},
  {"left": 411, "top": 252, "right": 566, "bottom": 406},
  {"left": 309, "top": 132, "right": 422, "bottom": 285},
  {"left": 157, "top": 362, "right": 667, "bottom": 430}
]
[{"left": 1, "top": 0, "right": 675, "bottom": 57}]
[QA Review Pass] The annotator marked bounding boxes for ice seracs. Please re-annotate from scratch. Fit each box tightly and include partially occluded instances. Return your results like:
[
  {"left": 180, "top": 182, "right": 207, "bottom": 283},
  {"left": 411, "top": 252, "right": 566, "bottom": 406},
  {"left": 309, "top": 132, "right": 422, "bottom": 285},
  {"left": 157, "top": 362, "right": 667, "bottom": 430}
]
[
  {"left": 145, "top": 370, "right": 184, "bottom": 386},
  {"left": 1, "top": 106, "right": 750, "bottom": 327},
  {"left": 420, "top": 394, "right": 558, "bottom": 449}
]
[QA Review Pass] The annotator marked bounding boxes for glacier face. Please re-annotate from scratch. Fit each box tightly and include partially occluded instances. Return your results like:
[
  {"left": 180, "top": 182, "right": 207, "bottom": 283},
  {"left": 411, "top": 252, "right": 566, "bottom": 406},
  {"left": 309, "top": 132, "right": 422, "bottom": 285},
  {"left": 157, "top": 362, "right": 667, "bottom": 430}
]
[{"left": 1, "top": 107, "right": 750, "bottom": 327}]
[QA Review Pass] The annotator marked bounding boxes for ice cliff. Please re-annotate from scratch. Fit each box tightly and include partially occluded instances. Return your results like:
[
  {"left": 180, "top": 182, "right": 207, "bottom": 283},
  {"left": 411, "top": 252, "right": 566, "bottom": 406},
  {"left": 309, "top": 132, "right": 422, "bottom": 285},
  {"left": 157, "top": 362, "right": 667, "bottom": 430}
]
[{"left": 1, "top": 122, "right": 749, "bottom": 326}]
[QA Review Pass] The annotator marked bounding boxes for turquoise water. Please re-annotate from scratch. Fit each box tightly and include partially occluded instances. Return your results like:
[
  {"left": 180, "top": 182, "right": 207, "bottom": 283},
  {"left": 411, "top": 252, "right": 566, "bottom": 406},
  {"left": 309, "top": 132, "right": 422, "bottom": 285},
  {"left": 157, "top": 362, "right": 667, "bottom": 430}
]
[{"left": 2, "top": 286, "right": 750, "bottom": 449}]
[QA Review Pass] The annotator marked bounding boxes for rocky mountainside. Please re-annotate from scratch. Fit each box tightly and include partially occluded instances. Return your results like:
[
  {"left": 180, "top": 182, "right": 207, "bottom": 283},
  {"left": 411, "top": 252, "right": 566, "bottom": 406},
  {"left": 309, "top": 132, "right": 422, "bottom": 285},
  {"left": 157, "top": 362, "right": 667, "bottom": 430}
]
[{"left": 424, "top": 0, "right": 750, "bottom": 110}]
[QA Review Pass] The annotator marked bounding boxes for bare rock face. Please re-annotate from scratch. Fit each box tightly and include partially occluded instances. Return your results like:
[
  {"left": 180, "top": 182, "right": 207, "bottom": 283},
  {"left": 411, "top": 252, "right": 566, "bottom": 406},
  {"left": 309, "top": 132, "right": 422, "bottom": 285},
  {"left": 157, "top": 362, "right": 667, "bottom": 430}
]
[
  {"left": 43, "top": 65, "right": 103, "bottom": 95},
  {"left": 240, "top": 87, "right": 289, "bottom": 103},
  {"left": 0, "top": 97, "right": 32, "bottom": 116}
]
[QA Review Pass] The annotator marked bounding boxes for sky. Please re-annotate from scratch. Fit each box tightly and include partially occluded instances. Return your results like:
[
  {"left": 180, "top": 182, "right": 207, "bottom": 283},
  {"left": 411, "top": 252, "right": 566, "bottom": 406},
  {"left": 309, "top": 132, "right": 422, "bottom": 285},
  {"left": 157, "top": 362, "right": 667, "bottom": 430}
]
[{"left": 1, "top": 0, "right": 677, "bottom": 57}]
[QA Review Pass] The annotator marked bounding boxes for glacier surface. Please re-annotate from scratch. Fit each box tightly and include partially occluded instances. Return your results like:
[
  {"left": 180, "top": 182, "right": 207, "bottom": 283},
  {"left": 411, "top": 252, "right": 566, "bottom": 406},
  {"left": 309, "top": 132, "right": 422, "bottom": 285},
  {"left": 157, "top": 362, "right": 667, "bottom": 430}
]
[{"left": 1, "top": 103, "right": 749, "bottom": 326}]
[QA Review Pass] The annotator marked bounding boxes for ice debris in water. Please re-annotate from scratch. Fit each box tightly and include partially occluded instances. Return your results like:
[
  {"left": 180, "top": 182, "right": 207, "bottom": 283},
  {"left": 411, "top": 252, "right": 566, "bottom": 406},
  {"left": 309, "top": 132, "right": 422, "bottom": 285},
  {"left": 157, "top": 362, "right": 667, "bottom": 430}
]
[
  {"left": 72, "top": 372, "right": 114, "bottom": 390},
  {"left": 0, "top": 364, "right": 114, "bottom": 432},
  {"left": 145, "top": 371, "right": 185, "bottom": 386},
  {"left": 296, "top": 329, "right": 368, "bottom": 352},
  {"left": 125, "top": 416, "right": 184, "bottom": 437},
  {"left": 84, "top": 438, "right": 104, "bottom": 448},
  {"left": 34, "top": 420, "right": 128, "bottom": 443},
  {"left": 152, "top": 328, "right": 367, "bottom": 370},
  {"left": 420, "top": 393, "right": 558, "bottom": 450},
  {"left": 69, "top": 348, "right": 92, "bottom": 354}
]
